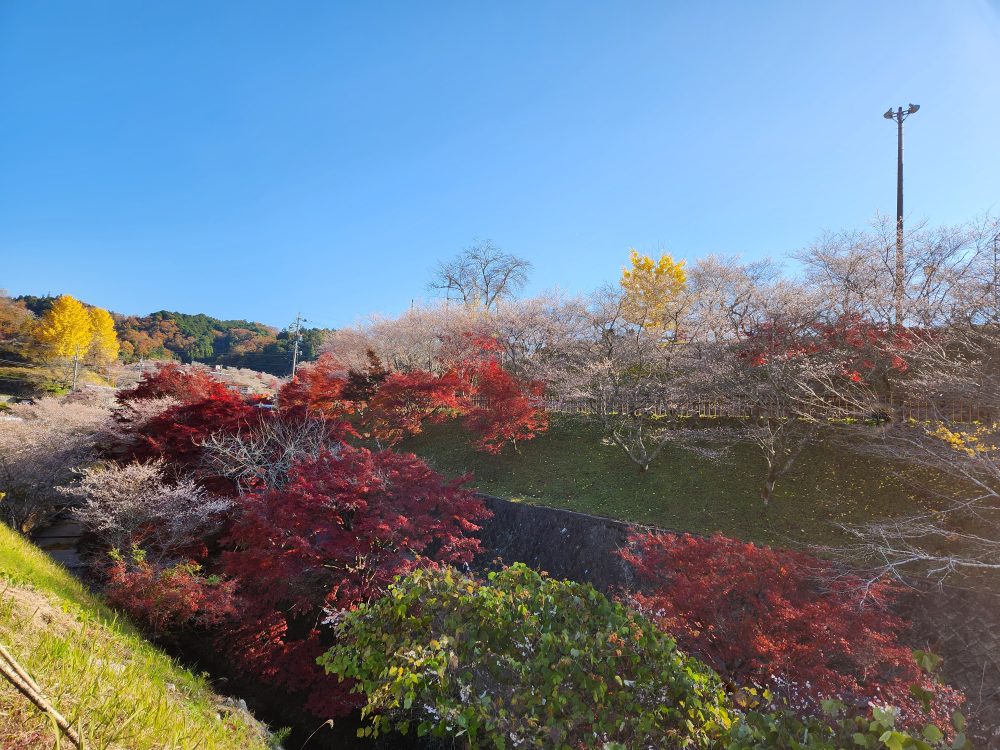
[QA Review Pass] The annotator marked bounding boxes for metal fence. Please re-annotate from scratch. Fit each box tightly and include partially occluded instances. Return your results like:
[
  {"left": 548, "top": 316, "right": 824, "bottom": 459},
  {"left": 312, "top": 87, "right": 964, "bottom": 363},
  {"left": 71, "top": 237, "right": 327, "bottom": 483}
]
[{"left": 470, "top": 394, "right": 995, "bottom": 423}]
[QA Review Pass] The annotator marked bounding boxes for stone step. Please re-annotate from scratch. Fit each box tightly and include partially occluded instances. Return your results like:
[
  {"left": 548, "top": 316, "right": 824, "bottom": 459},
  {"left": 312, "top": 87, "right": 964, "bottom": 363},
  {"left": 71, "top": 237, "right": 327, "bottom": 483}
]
[
  {"left": 32, "top": 520, "right": 84, "bottom": 539},
  {"left": 31, "top": 517, "right": 86, "bottom": 573}
]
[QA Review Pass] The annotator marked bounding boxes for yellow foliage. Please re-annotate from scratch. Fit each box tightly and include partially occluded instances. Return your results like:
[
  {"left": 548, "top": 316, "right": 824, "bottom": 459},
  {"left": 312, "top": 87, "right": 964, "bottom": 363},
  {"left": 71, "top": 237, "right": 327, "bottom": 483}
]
[
  {"left": 33, "top": 295, "right": 93, "bottom": 360},
  {"left": 619, "top": 249, "right": 687, "bottom": 329},
  {"left": 88, "top": 306, "right": 120, "bottom": 365},
  {"left": 929, "top": 422, "right": 998, "bottom": 457}
]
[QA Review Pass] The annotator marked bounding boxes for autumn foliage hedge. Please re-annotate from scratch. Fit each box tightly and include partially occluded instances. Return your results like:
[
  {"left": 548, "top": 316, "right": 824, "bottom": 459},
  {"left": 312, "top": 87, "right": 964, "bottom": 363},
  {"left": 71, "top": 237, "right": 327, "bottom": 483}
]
[
  {"left": 279, "top": 346, "right": 548, "bottom": 452},
  {"left": 116, "top": 365, "right": 264, "bottom": 469},
  {"left": 103, "top": 360, "right": 496, "bottom": 718}
]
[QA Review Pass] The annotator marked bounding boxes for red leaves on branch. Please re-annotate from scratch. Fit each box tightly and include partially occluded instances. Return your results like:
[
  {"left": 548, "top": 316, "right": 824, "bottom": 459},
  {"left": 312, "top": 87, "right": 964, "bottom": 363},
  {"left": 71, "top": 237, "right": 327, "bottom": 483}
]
[
  {"left": 740, "top": 315, "right": 916, "bottom": 386},
  {"left": 103, "top": 344, "right": 534, "bottom": 718},
  {"left": 128, "top": 390, "right": 261, "bottom": 468},
  {"left": 463, "top": 359, "right": 548, "bottom": 453},
  {"left": 818, "top": 315, "right": 916, "bottom": 384},
  {"left": 620, "top": 532, "right": 963, "bottom": 727},
  {"left": 283, "top": 336, "right": 548, "bottom": 452},
  {"left": 220, "top": 447, "right": 491, "bottom": 717}
]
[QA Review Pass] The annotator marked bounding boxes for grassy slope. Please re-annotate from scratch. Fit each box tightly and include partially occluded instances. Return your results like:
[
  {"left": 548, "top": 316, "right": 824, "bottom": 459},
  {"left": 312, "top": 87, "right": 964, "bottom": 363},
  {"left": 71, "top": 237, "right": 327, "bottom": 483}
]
[
  {"left": 0, "top": 362, "right": 110, "bottom": 399},
  {"left": 403, "top": 417, "right": 941, "bottom": 549},
  {"left": 0, "top": 524, "right": 274, "bottom": 750}
]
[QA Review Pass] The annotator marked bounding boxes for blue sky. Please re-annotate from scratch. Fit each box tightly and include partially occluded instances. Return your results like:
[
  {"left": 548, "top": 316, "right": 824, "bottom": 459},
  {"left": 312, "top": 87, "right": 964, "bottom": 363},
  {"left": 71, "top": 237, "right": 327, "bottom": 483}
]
[{"left": 2, "top": 1, "right": 998, "bottom": 329}]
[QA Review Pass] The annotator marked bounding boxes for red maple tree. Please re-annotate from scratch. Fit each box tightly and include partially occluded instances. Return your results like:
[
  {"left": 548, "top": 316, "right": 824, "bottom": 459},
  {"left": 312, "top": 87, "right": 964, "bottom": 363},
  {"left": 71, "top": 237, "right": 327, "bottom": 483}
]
[
  {"left": 117, "top": 364, "right": 233, "bottom": 405},
  {"left": 620, "top": 531, "right": 963, "bottom": 728},
  {"left": 462, "top": 358, "right": 548, "bottom": 453},
  {"left": 740, "top": 315, "right": 916, "bottom": 386},
  {"left": 364, "top": 369, "right": 469, "bottom": 446},
  {"left": 105, "top": 558, "right": 238, "bottom": 636},
  {"left": 280, "top": 337, "right": 549, "bottom": 453},
  {"left": 126, "top": 390, "right": 262, "bottom": 468},
  {"left": 113, "top": 365, "right": 265, "bottom": 471},
  {"left": 220, "top": 447, "right": 491, "bottom": 716},
  {"left": 276, "top": 354, "right": 354, "bottom": 419}
]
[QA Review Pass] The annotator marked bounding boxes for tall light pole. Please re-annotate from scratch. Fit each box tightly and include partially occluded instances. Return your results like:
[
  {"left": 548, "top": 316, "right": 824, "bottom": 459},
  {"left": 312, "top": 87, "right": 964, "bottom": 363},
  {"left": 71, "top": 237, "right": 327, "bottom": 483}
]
[{"left": 883, "top": 103, "right": 920, "bottom": 326}]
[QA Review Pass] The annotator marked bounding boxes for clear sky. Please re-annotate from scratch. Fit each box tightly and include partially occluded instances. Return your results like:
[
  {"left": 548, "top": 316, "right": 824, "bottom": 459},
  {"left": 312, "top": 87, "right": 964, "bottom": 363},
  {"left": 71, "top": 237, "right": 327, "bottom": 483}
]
[{"left": 2, "top": 1, "right": 998, "bottom": 329}]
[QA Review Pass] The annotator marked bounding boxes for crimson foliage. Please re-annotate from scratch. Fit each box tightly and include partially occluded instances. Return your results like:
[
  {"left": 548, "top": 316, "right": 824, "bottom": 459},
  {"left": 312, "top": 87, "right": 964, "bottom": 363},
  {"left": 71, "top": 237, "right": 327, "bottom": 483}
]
[
  {"left": 220, "top": 447, "right": 491, "bottom": 717},
  {"left": 280, "top": 337, "right": 548, "bottom": 453},
  {"left": 620, "top": 532, "right": 963, "bottom": 728},
  {"left": 115, "top": 365, "right": 264, "bottom": 470},
  {"left": 276, "top": 354, "right": 354, "bottom": 419},
  {"left": 462, "top": 358, "right": 548, "bottom": 453},
  {"left": 741, "top": 315, "right": 915, "bottom": 387},
  {"left": 129, "top": 391, "right": 261, "bottom": 469},
  {"left": 365, "top": 369, "right": 469, "bottom": 446},
  {"left": 117, "top": 364, "right": 233, "bottom": 405}
]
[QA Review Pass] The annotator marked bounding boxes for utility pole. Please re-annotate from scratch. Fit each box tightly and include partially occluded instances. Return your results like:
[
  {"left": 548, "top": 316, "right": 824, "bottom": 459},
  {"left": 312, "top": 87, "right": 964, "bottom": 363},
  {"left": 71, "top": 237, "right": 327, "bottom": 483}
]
[
  {"left": 289, "top": 312, "right": 306, "bottom": 378},
  {"left": 883, "top": 103, "right": 920, "bottom": 326}
]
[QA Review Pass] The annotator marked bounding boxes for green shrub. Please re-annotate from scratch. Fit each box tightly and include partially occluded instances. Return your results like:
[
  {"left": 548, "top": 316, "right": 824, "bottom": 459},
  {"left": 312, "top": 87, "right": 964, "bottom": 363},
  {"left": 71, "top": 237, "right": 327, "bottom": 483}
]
[{"left": 319, "top": 563, "right": 734, "bottom": 749}]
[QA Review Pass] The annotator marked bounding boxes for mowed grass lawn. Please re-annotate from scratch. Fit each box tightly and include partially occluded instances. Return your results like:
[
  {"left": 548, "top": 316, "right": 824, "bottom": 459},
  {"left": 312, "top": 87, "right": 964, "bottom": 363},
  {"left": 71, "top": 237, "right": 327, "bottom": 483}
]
[{"left": 403, "top": 416, "right": 943, "bottom": 549}]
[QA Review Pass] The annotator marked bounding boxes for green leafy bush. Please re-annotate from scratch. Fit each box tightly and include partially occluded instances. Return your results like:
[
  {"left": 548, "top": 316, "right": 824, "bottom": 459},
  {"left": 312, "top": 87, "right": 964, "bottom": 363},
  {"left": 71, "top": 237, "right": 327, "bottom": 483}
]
[{"left": 319, "top": 564, "right": 734, "bottom": 749}]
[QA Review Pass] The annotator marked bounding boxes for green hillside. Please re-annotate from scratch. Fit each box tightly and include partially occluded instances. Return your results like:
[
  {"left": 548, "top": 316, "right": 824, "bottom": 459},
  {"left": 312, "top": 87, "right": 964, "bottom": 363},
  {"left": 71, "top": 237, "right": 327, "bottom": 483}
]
[
  {"left": 402, "top": 417, "right": 944, "bottom": 549},
  {"left": 0, "top": 524, "right": 277, "bottom": 750},
  {"left": 114, "top": 310, "right": 328, "bottom": 375}
]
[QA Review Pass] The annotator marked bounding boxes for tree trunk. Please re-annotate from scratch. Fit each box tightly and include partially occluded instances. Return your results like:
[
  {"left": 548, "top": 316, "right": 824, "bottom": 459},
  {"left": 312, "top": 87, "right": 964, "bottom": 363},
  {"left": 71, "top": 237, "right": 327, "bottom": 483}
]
[{"left": 760, "top": 479, "right": 773, "bottom": 509}]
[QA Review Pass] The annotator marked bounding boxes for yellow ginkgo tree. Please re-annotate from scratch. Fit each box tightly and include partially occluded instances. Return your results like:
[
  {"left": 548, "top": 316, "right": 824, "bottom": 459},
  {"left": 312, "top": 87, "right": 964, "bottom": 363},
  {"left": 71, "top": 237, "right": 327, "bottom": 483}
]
[
  {"left": 88, "top": 306, "right": 121, "bottom": 369},
  {"left": 619, "top": 249, "right": 687, "bottom": 331},
  {"left": 34, "top": 294, "right": 94, "bottom": 389}
]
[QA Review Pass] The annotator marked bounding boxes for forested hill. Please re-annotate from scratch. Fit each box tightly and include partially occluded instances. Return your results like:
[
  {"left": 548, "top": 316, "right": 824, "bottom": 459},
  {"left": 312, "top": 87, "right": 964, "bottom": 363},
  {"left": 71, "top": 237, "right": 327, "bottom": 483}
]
[
  {"left": 115, "top": 310, "right": 328, "bottom": 374},
  {"left": 13, "top": 296, "right": 329, "bottom": 375}
]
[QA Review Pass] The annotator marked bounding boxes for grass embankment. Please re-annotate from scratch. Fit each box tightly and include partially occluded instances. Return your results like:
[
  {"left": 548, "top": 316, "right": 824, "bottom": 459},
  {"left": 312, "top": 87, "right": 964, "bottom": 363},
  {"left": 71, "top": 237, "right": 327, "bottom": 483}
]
[
  {"left": 403, "top": 417, "right": 941, "bottom": 549},
  {"left": 0, "top": 524, "right": 275, "bottom": 750},
  {"left": 0, "top": 362, "right": 109, "bottom": 401}
]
